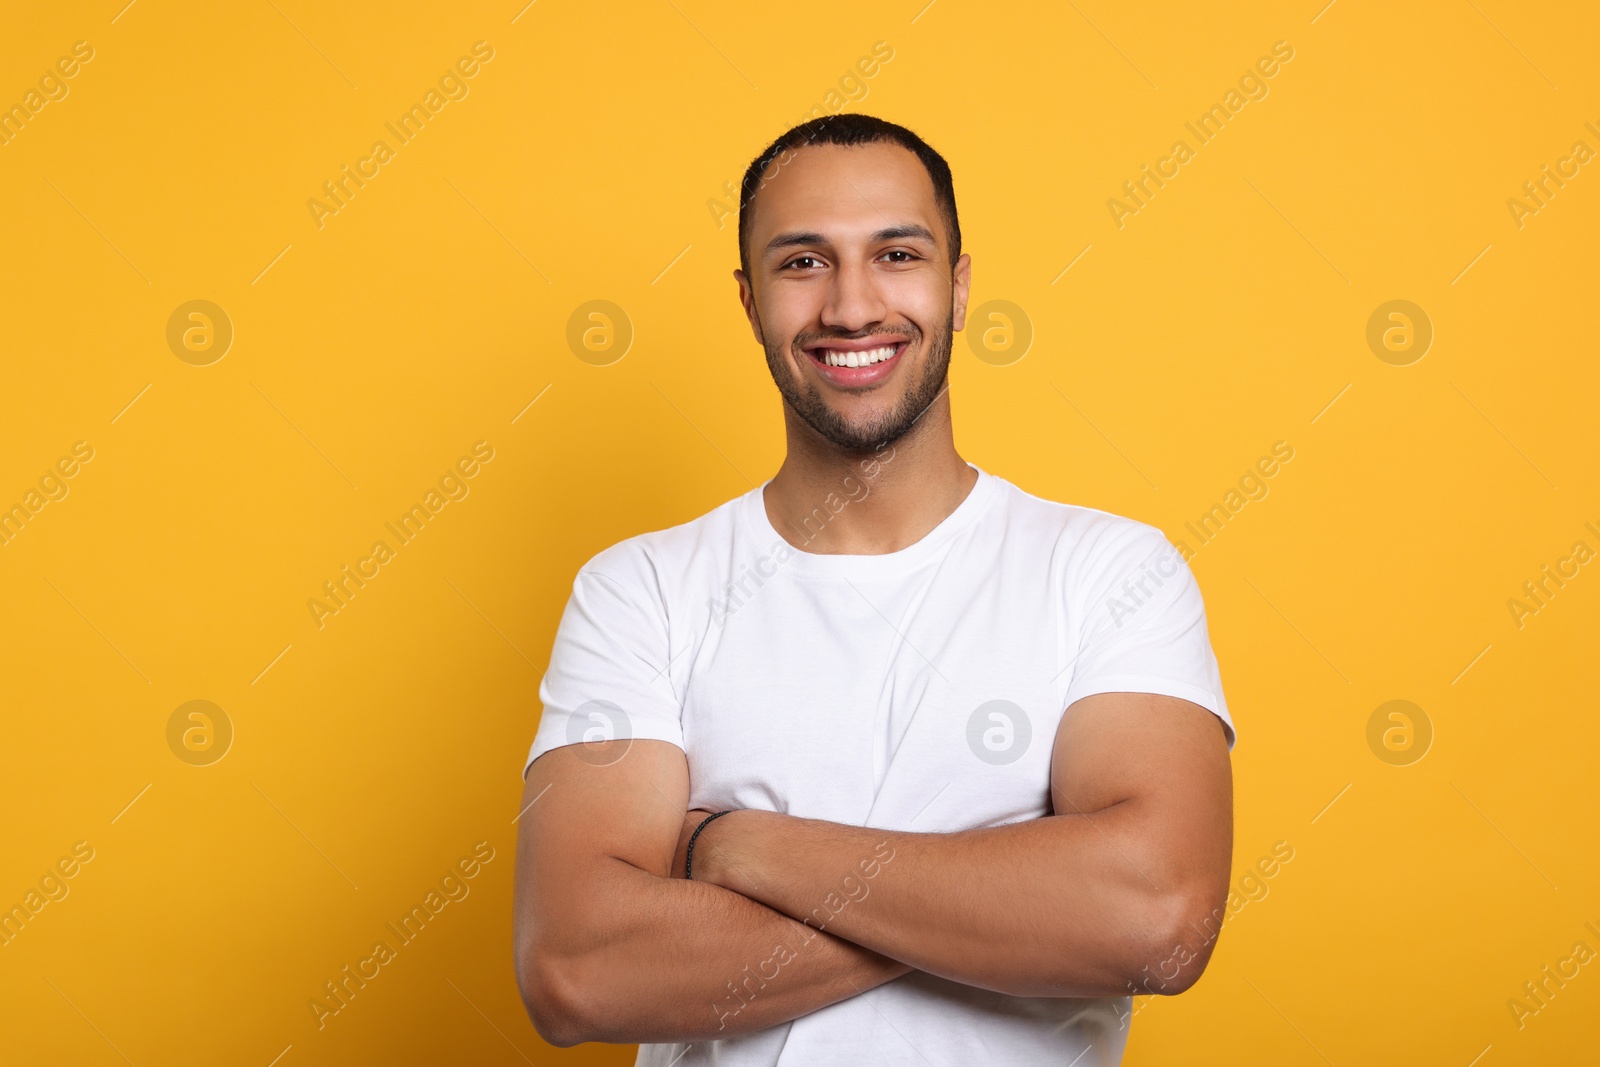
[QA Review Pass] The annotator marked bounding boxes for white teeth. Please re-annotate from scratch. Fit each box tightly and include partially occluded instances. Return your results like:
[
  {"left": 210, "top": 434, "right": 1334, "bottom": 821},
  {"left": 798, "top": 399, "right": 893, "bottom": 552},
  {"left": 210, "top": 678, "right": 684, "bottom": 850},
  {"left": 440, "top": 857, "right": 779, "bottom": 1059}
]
[{"left": 821, "top": 345, "right": 897, "bottom": 368}]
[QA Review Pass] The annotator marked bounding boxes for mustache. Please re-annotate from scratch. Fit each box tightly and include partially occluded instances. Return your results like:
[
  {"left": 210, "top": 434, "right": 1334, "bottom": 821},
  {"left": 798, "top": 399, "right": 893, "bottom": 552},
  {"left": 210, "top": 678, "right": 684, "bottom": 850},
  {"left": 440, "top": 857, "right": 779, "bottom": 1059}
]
[{"left": 792, "top": 327, "right": 918, "bottom": 348}]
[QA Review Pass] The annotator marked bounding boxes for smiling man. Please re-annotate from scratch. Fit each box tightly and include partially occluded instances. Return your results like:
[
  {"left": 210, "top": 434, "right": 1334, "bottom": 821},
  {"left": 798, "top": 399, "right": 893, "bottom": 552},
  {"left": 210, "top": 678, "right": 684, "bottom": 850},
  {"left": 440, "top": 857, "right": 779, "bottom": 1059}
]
[{"left": 513, "top": 114, "right": 1236, "bottom": 1065}]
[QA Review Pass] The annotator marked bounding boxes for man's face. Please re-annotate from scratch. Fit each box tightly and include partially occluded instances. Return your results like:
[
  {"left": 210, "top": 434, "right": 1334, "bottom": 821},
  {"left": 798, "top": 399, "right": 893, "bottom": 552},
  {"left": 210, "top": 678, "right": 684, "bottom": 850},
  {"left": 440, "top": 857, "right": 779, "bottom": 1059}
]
[{"left": 735, "top": 141, "right": 971, "bottom": 453}]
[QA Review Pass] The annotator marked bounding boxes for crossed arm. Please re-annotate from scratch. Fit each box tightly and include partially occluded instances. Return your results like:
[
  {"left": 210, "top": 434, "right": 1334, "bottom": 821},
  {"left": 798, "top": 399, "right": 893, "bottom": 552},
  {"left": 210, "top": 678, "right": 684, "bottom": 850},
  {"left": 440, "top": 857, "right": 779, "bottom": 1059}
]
[{"left": 512, "top": 689, "right": 1233, "bottom": 1048}]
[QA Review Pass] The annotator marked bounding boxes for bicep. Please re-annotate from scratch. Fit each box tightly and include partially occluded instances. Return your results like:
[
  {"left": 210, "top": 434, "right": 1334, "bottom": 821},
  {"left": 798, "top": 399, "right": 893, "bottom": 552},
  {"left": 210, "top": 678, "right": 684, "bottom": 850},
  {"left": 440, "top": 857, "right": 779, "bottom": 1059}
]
[
  {"left": 521, "top": 738, "right": 687, "bottom": 876},
  {"left": 515, "top": 739, "right": 688, "bottom": 952},
  {"left": 1049, "top": 691, "right": 1232, "bottom": 890}
]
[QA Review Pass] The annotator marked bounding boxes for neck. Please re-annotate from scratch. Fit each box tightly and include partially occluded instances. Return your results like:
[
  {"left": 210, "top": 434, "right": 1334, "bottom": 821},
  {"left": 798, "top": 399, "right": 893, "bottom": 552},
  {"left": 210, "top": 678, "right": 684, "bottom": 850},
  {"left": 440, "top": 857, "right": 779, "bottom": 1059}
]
[{"left": 763, "top": 392, "right": 977, "bottom": 555}]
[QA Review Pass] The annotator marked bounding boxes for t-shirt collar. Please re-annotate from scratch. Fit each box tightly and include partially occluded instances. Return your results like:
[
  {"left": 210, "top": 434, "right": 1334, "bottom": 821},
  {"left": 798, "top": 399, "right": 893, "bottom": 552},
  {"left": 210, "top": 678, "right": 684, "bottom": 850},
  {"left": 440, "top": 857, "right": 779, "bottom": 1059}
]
[{"left": 741, "top": 462, "right": 998, "bottom": 579}]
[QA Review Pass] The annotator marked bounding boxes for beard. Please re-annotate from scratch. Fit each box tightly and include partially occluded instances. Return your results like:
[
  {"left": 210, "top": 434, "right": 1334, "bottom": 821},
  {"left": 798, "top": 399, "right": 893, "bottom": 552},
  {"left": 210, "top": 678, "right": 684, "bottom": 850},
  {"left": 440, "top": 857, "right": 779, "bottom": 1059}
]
[{"left": 763, "top": 308, "right": 954, "bottom": 454}]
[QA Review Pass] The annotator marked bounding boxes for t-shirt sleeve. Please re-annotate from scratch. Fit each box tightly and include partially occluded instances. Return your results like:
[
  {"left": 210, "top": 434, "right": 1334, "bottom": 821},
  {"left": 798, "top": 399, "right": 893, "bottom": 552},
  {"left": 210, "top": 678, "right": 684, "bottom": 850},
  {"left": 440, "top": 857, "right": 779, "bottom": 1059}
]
[
  {"left": 522, "top": 563, "right": 685, "bottom": 779},
  {"left": 1061, "top": 521, "right": 1236, "bottom": 749}
]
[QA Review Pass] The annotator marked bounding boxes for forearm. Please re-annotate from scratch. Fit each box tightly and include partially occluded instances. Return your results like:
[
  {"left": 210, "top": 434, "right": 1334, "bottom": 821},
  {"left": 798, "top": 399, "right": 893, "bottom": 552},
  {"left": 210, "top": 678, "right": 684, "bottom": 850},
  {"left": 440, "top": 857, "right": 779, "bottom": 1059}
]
[
  {"left": 690, "top": 804, "right": 1214, "bottom": 999},
  {"left": 527, "top": 855, "right": 910, "bottom": 1045}
]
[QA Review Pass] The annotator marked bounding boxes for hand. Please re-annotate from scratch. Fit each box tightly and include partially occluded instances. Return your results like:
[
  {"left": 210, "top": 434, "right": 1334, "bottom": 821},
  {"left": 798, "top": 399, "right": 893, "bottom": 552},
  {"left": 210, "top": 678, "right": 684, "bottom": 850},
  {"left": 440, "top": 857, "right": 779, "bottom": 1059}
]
[{"left": 673, "top": 809, "right": 717, "bottom": 879}]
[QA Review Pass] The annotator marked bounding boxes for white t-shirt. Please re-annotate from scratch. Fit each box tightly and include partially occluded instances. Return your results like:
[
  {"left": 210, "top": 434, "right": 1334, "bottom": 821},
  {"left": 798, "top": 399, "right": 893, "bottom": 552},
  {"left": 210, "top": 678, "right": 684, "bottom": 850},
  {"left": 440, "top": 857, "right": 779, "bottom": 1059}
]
[{"left": 524, "top": 462, "right": 1235, "bottom": 1066}]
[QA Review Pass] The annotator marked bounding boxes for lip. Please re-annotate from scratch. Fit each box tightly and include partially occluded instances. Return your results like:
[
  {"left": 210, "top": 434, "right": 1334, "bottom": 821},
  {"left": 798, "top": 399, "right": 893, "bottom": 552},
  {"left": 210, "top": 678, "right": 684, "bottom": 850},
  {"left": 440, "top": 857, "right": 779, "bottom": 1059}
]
[{"left": 803, "top": 339, "right": 909, "bottom": 388}]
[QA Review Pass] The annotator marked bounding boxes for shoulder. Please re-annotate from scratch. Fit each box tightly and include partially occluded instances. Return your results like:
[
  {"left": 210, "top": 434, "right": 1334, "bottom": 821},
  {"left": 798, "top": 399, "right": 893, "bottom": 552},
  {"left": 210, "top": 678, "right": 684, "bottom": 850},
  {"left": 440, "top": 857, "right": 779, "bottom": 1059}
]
[
  {"left": 989, "top": 473, "right": 1179, "bottom": 568},
  {"left": 571, "top": 489, "right": 753, "bottom": 599}
]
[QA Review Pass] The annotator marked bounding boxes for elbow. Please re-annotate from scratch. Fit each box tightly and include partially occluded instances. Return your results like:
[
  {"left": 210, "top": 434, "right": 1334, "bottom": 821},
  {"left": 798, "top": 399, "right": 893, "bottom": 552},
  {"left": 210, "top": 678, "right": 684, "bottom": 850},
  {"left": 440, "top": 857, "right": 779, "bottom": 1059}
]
[
  {"left": 1004, "top": 888, "right": 1219, "bottom": 999},
  {"left": 515, "top": 949, "right": 593, "bottom": 1048},
  {"left": 1130, "top": 886, "right": 1226, "bottom": 997}
]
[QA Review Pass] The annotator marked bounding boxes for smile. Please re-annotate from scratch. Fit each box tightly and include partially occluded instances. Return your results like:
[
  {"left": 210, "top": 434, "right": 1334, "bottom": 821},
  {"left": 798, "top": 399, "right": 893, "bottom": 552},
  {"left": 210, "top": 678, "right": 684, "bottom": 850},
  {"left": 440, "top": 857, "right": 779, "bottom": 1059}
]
[
  {"left": 803, "top": 340, "right": 908, "bottom": 386},
  {"left": 817, "top": 344, "right": 898, "bottom": 368}
]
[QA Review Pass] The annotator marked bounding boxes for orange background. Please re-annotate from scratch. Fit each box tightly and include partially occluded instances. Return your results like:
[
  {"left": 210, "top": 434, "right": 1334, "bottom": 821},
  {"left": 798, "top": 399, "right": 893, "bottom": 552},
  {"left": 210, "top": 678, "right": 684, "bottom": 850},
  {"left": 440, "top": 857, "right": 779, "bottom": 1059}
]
[{"left": 1, "top": 1, "right": 1596, "bottom": 1063}]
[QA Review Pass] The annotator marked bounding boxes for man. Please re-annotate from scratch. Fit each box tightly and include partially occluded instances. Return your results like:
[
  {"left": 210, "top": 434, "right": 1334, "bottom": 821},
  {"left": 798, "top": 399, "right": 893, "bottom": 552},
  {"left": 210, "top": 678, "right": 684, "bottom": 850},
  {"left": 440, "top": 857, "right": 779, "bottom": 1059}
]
[{"left": 513, "top": 114, "right": 1235, "bottom": 1065}]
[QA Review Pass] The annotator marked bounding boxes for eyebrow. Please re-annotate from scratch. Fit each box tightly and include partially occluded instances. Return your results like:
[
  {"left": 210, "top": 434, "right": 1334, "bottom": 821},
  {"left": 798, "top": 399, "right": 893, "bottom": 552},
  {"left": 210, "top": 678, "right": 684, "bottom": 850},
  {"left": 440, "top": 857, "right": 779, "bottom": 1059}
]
[{"left": 763, "top": 224, "right": 938, "bottom": 257}]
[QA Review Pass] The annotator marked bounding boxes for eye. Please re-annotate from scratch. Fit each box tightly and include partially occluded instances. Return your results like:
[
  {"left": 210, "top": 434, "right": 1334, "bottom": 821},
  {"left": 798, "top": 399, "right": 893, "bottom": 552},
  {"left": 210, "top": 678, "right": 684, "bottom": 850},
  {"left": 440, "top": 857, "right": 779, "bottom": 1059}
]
[
  {"left": 782, "top": 255, "right": 824, "bottom": 270},
  {"left": 882, "top": 249, "right": 920, "bottom": 263}
]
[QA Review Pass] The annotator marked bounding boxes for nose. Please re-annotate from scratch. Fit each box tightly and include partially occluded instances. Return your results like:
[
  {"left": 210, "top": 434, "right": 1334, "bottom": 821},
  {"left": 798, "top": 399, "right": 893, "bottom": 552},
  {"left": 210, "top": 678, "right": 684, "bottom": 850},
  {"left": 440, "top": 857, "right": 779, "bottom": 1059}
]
[{"left": 819, "top": 256, "right": 887, "bottom": 334}]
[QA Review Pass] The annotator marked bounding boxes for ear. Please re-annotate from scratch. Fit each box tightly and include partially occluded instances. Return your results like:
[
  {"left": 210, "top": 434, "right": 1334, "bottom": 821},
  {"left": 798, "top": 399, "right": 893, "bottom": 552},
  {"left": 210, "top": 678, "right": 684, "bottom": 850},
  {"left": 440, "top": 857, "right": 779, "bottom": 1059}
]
[
  {"left": 734, "top": 268, "right": 765, "bottom": 345},
  {"left": 950, "top": 253, "right": 973, "bottom": 333}
]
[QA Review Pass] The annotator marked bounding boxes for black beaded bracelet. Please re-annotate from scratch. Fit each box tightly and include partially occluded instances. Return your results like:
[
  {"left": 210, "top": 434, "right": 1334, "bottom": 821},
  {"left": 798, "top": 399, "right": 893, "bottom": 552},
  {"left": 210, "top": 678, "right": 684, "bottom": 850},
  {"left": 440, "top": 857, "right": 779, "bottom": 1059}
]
[{"left": 684, "top": 810, "right": 733, "bottom": 881}]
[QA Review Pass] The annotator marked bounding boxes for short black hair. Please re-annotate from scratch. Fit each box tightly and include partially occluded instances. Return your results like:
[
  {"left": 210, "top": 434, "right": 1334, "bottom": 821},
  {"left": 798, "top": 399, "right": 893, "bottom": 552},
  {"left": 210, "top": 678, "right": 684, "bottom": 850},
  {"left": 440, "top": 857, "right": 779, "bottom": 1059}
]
[{"left": 737, "top": 113, "right": 961, "bottom": 279}]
